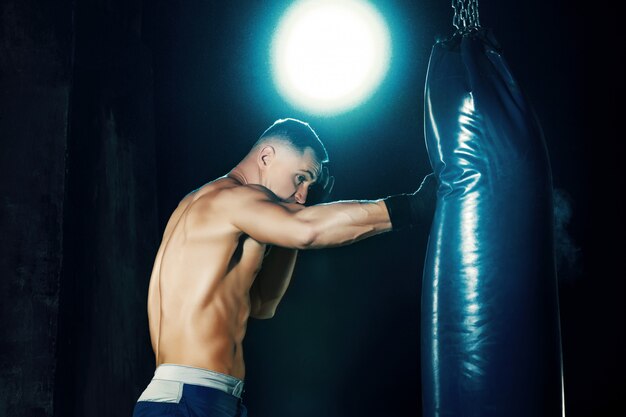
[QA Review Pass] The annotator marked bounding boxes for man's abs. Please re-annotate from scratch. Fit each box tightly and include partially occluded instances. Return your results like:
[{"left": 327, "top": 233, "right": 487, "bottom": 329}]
[{"left": 146, "top": 178, "right": 265, "bottom": 380}]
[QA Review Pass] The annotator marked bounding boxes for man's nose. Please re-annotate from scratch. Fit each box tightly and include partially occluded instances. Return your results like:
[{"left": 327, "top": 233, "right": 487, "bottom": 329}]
[{"left": 294, "top": 187, "right": 308, "bottom": 205}]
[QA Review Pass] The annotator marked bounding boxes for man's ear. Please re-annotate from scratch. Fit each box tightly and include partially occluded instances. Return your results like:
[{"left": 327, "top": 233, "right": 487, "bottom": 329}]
[{"left": 258, "top": 145, "right": 275, "bottom": 169}]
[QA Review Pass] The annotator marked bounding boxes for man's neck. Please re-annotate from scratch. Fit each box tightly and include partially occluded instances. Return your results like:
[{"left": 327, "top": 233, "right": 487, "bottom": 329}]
[{"left": 227, "top": 160, "right": 259, "bottom": 186}]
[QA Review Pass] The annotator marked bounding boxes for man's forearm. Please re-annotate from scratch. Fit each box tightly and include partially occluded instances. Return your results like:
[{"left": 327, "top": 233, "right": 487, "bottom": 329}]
[
  {"left": 295, "top": 200, "right": 392, "bottom": 249},
  {"left": 250, "top": 246, "right": 298, "bottom": 318}
]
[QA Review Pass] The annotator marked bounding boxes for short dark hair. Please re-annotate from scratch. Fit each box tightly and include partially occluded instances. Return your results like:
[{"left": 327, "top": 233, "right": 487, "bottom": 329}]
[{"left": 256, "top": 118, "right": 329, "bottom": 164}]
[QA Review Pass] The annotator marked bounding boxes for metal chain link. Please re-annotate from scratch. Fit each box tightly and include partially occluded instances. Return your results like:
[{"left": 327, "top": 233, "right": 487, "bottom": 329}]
[{"left": 452, "top": 0, "right": 481, "bottom": 33}]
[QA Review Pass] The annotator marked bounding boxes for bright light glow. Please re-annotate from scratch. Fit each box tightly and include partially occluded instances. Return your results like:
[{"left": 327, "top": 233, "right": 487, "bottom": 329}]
[{"left": 271, "top": 0, "right": 391, "bottom": 115}]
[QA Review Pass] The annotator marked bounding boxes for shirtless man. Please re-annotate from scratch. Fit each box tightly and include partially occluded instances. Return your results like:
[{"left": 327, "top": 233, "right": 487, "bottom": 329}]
[{"left": 132, "top": 118, "right": 437, "bottom": 417}]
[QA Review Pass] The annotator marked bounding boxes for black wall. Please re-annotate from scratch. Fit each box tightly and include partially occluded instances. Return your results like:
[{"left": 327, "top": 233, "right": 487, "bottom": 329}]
[
  {"left": 54, "top": 1, "right": 158, "bottom": 416},
  {"left": 1, "top": 0, "right": 158, "bottom": 416},
  {"left": 0, "top": 1, "right": 73, "bottom": 415}
]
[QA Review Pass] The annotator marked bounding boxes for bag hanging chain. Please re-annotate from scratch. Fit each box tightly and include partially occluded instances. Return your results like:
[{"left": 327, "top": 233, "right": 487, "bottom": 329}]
[{"left": 452, "top": 0, "right": 481, "bottom": 33}]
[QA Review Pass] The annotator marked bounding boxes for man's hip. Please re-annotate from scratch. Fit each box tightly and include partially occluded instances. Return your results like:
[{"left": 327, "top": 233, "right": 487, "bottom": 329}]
[{"left": 133, "top": 364, "right": 247, "bottom": 417}]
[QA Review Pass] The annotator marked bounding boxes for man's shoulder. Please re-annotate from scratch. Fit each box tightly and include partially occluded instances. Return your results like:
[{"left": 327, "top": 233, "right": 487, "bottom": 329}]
[
  {"left": 184, "top": 178, "right": 283, "bottom": 234},
  {"left": 213, "top": 179, "right": 277, "bottom": 201},
  {"left": 192, "top": 177, "right": 277, "bottom": 208}
]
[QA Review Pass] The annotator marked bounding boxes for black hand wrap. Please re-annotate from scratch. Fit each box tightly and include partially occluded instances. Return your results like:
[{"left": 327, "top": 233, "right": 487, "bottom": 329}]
[
  {"left": 383, "top": 193, "right": 413, "bottom": 231},
  {"left": 383, "top": 173, "right": 438, "bottom": 232}
]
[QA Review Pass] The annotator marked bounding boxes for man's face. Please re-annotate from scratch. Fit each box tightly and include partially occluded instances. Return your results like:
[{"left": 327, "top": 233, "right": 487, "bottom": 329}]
[{"left": 265, "top": 146, "right": 321, "bottom": 205}]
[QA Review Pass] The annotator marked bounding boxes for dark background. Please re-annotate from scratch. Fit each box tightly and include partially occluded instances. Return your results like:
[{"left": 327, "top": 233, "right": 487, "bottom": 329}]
[{"left": 0, "top": 0, "right": 623, "bottom": 416}]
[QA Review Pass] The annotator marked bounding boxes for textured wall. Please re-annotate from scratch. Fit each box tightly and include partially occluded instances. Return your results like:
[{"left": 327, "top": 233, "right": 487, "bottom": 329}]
[
  {"left": 54, "top": 1, "right": 158, "bottom": 416},
  {"left": 0, "top": 1, "right": 73, "bottom": 416},
  {"left": 0, "top": 0, "right": 158, "bottom": 416}
]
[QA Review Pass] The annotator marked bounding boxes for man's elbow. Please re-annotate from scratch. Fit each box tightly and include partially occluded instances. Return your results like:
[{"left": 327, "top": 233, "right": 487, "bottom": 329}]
[
  {"left": 250, "top": 306, "right": 276, "bottom": 320},
  {"left": 250, "top": 298, "right": 278, "bottom": 319},
  {"left": 294, "top": 222, "right": 318, "bottom": 249}
]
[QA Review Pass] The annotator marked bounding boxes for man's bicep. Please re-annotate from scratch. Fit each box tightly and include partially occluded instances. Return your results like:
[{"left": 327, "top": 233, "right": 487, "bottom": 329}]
[{"left": 225, "top": 190, "right": 314, "bottom": 249}]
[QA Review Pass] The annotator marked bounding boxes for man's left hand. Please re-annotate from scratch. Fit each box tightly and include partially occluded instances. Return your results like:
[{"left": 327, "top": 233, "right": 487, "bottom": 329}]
[{"left": 306, "top": 165, "right": 335, "bottom": 206}]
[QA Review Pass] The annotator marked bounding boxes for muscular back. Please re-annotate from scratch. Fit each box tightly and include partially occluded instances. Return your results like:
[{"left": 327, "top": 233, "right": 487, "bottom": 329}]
[{"left": 147, "top": 177, "right": 266, "bottom": 379}]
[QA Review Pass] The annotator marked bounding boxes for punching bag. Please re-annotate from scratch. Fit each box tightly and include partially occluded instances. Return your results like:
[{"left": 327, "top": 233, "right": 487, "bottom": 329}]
[{"left": 421, "top": 29, "right": 564, "bottom": 417}]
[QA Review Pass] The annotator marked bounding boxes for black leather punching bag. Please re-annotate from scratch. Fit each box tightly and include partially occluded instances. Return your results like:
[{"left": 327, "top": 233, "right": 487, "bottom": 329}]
[{"left": 421, "top": 30, "right": 564, "bottom": 417}]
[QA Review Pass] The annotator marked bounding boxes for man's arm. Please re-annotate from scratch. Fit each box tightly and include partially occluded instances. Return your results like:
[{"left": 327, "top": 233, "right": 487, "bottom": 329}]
[
  {"left": 225, "top": 176, "right": 436, "bottom": 317},
  {"left": 219, "top": 185, "right": 393, "bottom": 249},
  {"left": 249, "top": 246, "right": 298, "bottom": 319}
]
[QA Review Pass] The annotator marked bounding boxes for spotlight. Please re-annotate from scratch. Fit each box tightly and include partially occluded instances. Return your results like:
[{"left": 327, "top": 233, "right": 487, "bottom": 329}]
[{"left": 271, "top": 0, "right": 391, "bottom": 116}]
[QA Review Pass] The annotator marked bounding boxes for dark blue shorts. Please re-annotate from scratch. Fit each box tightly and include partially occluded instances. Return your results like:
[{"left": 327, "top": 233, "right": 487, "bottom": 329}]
[
  {"left": 133, "top": 383, "right": 248, "bottom": 417},
  {"left": 133, "top": 364, "right": 248, "bottom": 417}
]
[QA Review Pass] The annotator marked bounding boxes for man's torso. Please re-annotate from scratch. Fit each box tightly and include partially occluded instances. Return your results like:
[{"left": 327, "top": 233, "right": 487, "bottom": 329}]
[{"left": 147, "top": 177, "right": 265, "bottom": 380}]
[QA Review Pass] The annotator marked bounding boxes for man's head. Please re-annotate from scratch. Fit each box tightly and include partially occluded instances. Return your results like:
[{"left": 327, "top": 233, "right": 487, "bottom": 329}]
[
  {"left": 253, "top": 118, "right": 329, "bottom": 204},
  {"left": 256, "top": 118, "right": 328, "bottom": 165}
]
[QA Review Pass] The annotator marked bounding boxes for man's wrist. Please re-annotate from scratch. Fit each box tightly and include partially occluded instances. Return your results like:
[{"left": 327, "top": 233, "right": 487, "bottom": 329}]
[{"left": 382, "top": 194, "right": 412, "bottom": 231}]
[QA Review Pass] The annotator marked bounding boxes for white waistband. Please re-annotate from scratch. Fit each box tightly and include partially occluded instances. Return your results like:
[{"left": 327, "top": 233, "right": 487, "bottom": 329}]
[{"left": 153, "top": 364, "right": 244, "bottom": 398}]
